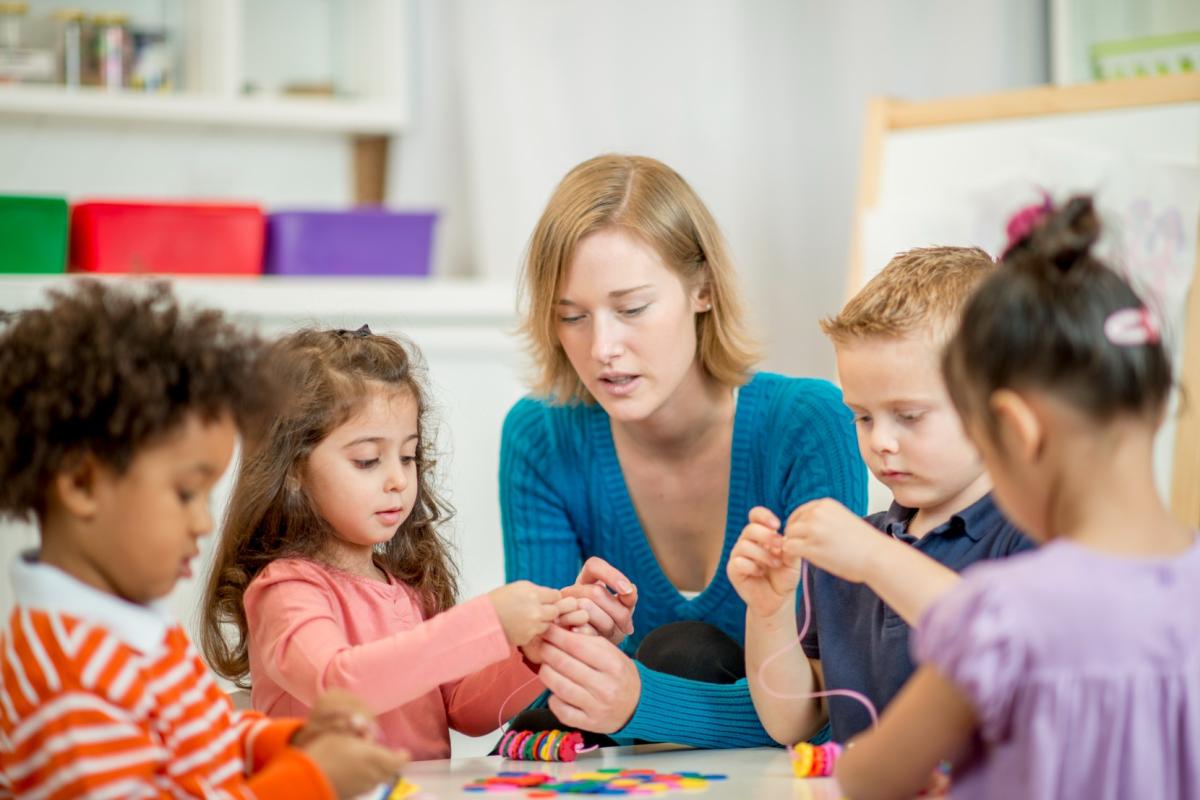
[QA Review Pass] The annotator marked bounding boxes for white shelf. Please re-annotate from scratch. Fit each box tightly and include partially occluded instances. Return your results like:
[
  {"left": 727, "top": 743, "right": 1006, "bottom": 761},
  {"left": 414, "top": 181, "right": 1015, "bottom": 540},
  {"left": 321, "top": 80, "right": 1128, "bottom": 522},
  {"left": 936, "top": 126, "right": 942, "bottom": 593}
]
[
  {"left": 0, "top": 275, "right": 516, "bottom": 326},
  {"left": 0, "top": 85, "right": 406, "bottom": 135}
]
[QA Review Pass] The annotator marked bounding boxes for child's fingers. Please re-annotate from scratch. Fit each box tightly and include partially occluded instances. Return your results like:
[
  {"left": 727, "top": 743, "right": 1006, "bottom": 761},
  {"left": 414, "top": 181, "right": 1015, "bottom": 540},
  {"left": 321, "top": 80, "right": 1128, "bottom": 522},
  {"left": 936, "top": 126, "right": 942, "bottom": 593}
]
[
  {"left": 747, "top": 505, "right": 781, "bottom": 529},
  {"left": 739, "top": 522, "right": 784, "bottom": 551},
  {"left": 533, "top": 585, "right": 562, "bottom": 603},
  {"left": 727, "top": 554, "right": 764, "bottom": 580},
  {"left": 555, "top": 596, "right": 580, "bottom": 614},
  {"left": 557, "top": 608, "right": 591, "bottom": 628}
]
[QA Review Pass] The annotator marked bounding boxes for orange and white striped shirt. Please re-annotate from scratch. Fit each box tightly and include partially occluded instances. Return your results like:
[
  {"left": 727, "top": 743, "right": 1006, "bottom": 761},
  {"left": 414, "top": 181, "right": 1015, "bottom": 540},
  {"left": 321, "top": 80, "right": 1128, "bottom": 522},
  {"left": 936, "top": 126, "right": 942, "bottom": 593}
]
[{"left": 0, "top": 554, "right": 335, "bottom": 800}]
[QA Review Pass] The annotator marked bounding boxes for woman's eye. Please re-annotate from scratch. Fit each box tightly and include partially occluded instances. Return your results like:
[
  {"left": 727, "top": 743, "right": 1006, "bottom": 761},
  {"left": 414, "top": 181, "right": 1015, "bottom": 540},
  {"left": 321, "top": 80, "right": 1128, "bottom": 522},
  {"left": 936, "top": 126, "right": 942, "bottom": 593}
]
[
  {"left": 620, "top": 305, "right": 648, "bottom": 318},
  {"left": 558, "top": 314, "right": 585, "bottom": 324},
  {"left": 898, "top": 412, "right": 925, "bottom": 423},
  {"left": 353, "top": 458, "right": 380, "bottom": 469},
  {"left": 177, "top": 490, "right": 194, "bottom": 503},
  {"left": 853, "top": 415, "right": 871, "bottom": 425}
]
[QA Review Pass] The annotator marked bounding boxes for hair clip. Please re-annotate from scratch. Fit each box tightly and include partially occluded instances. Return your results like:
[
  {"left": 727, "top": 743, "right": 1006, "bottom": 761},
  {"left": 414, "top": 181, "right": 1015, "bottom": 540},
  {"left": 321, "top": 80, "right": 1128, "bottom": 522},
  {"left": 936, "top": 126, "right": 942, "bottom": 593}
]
[
  {"left": 335, "top": 324, "right": 372, "bottom": 338},
  {"left": 1103, "top": 307, "right": 1160, "bottom": 347},
  {"left": 1002, "top": 192, "right": 1054, "bottom": 257}
]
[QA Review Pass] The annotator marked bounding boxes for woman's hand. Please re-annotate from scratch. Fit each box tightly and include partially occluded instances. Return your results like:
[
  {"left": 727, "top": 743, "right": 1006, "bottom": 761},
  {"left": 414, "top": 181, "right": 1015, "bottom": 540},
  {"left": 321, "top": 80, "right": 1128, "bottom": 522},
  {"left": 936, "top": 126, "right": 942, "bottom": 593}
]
[
  {"left": 782, "top": 498, "right": 882, "bottom": 584},
  {"left": 560, "top": 557, "right": 637, "bottom": 646},
  {"left": 536, "top": 624, "right": 641, "bottom": 734},
  {"left": 727, "top": 506, "right": 800, "bottom": 618}
]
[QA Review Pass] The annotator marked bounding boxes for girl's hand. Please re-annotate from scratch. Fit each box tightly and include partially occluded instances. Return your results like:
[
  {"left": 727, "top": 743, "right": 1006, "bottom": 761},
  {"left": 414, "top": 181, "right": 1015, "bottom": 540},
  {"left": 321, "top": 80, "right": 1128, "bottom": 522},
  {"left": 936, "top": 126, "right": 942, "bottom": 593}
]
[
  {"left": 537, "top": 624, "right": 641, "bottom": 734},
  {"left": 727, "top": 506, "right": 800, "bottom": 617},
  {"left": 560, "top": 557, "right": 637, "bottom": 646},
  {"left": 782, "top": 498, "right": 880, "bottom": 584},
  {"left": 291, "top": 689, "right": 381, "bottom": 746},
  {"left": 300, "top": 734, "right": 408, "bottom": 799},
  {"left": 488, "top": 581, "right": 564, "bottom": 647}
]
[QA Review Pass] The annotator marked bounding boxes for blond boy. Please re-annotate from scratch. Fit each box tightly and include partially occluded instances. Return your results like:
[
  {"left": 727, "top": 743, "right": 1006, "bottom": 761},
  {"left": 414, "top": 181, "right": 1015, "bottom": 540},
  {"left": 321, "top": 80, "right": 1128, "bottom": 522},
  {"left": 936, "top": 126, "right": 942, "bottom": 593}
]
[{"left": 728, "top": 247, "right": 1034, "bottom": 744}]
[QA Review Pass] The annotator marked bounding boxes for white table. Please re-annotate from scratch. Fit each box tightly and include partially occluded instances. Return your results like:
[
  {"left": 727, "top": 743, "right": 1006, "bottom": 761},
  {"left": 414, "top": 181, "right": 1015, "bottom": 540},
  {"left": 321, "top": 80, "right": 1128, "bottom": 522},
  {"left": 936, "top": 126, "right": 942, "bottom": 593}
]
[{"left": 396, "top": 745, "right": 843, "bottom": 799}]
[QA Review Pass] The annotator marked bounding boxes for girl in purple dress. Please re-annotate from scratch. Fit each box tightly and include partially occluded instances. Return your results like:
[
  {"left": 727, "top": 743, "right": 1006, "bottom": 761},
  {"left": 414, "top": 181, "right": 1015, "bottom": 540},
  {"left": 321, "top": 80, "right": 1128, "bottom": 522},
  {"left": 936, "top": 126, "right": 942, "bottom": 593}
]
[{"left": 835, "top": 196, "right": 1200, "bottom": 800}]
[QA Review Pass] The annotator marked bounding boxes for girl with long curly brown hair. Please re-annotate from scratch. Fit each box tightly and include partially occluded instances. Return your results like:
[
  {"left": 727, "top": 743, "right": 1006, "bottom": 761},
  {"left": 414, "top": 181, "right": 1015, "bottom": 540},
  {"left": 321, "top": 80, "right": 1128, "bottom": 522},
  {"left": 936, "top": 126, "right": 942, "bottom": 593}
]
[{"left": 201, "top": 326, "right": 580, "bottom": 760}]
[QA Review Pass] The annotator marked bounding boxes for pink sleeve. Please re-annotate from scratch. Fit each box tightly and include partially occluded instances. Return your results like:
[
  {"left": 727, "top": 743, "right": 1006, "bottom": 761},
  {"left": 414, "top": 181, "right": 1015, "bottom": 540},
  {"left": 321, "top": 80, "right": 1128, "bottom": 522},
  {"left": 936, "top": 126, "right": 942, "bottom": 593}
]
[
  {"left": 442, "top": 649, "right": 545, "bottom": 737},
  {"left": 246, "top": 573, "right": 513, "bottom": 716}
]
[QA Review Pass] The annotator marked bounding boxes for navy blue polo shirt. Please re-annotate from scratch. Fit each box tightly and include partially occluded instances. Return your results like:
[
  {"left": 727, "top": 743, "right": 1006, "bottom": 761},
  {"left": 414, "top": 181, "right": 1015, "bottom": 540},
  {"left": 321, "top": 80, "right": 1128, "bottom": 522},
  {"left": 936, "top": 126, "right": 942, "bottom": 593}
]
[{"left": 799, "top": 492, "right": 1033, "bottom": 742}]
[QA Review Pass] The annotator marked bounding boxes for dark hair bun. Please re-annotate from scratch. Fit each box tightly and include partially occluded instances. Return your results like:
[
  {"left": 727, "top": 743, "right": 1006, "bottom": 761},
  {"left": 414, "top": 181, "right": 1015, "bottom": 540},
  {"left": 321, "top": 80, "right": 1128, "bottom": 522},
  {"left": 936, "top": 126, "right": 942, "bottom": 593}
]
[{"left": 1020, "top": 195, "right": 1101, "bottom": 274}]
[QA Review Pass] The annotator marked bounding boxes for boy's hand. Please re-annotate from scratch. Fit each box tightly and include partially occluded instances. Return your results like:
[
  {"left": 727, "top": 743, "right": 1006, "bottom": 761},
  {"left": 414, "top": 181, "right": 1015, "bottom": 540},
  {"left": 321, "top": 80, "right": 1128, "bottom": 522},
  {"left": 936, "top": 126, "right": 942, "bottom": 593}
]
[
  {"left": 291, "top": 689, "right": 380, "bottom": 746},
  {"left": 782, "top": 498, "right": 881, "bottom": 584},
  {"left": 489, "top": 581, "right": 565, "bottom": 647},
  {"left": 727, "top": 506, "right": 800, "bottom": 617},
  {"left": 300, "top": 734, "right": 408, "bottom": 799}
]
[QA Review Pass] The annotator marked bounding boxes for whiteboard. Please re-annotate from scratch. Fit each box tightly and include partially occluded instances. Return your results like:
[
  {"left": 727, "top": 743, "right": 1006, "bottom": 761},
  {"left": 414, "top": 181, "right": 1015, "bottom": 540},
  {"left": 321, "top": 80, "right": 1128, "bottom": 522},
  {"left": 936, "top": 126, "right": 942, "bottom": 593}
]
[{"left": 850, "top": 74, "right": 1200, "bottom": 526}]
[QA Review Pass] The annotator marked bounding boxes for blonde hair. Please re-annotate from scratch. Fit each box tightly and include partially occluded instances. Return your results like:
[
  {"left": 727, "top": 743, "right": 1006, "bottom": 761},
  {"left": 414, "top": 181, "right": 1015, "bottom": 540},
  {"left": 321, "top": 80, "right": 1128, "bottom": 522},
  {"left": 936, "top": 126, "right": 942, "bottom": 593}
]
[
  {"left": 519, "top": 154, "right": 758, "bottom": 403},
  {"left": 821, "top": 246, "right": 995, "bottom": 345}
]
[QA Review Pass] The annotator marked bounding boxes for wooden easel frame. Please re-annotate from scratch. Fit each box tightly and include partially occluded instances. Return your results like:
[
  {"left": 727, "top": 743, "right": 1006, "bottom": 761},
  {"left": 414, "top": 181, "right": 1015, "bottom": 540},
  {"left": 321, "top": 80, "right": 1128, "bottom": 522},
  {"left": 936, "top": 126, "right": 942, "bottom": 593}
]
[{"left": 850, "top": 73, "right": 1200, "bottom": 527}]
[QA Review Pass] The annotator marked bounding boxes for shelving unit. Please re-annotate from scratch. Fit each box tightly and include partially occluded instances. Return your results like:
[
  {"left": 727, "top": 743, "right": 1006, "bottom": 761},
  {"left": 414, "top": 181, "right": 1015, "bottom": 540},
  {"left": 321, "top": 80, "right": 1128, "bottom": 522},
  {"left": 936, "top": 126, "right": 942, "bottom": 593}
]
[{"left": 0, "top": 0, "right": 408, "bottom": 202}]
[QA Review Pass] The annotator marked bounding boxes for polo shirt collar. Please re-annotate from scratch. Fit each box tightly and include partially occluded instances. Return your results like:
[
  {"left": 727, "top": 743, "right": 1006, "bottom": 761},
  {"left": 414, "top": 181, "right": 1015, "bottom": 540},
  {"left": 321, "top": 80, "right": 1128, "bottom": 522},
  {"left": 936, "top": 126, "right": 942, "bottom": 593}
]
[
  {"left": 881, "top": 492, "right": 999, "bottom": 543},
  {"left": 11, "top": 550, "right": 173, "bottom": 654}
]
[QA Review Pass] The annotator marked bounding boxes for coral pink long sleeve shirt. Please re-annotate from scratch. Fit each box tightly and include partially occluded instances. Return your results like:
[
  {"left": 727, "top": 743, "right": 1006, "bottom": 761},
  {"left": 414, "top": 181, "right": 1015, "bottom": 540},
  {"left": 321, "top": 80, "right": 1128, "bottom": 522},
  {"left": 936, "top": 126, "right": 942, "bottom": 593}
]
[{"left": 243, "top": 558, "right": 543, "bottom": 760}]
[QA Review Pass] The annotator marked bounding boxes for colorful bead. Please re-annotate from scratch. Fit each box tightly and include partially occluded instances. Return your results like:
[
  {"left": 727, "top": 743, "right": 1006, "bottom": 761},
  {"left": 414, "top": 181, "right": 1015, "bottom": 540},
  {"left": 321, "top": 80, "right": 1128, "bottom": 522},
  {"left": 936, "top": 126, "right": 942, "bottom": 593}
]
[
  {"left": 790, "top": 742, "right": 842, "bottom": 778},
  {"left": 496, "top": 729, "right": 590, "bottom": 762}
]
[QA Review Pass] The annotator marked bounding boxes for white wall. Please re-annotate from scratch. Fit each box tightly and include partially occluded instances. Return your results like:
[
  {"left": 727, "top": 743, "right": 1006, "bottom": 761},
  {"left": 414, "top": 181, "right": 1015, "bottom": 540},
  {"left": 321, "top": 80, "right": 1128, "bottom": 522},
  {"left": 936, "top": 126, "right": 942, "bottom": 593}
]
[{"left": 429, "top": 0, "right": 1049, "bottom": 381}]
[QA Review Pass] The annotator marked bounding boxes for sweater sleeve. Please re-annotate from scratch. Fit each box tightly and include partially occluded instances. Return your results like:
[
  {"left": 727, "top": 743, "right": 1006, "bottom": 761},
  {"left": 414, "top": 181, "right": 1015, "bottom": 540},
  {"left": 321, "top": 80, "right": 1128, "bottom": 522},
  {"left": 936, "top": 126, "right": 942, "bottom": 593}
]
[
  {"left": 500, "top": 398, "right": 586, "bottom": 590},
  {"left": 442, "top": 649, "right": 545, "bottom": 737},
  {"left": 776, "top": 379, "right": 866, "bottom": 517},
  {"left": 618, "top": 665, "right": 775, "bottom": 747},
  {"left": 246, "top": 574, "right": 512, "bottom": 716}
]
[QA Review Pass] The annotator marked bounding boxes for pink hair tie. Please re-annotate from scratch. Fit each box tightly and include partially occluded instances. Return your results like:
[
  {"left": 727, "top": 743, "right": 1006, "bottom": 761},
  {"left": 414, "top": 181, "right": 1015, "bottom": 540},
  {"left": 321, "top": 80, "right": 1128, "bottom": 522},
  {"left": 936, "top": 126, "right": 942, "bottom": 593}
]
[
  {"left": 1104, "top": 307, "right": 1160, "bottom": 347},
  {"left": 1002, "top": 194, "right": 1054, "bottom": 257}
]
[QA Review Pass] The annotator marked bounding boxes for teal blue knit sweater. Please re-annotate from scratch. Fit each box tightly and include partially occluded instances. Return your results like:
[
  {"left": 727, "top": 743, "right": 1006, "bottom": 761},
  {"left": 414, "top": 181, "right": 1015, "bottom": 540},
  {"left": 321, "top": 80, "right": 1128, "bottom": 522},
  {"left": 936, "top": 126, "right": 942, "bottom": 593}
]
[{"left": 499, "top": 372, "right": 866, "bottom": 748}]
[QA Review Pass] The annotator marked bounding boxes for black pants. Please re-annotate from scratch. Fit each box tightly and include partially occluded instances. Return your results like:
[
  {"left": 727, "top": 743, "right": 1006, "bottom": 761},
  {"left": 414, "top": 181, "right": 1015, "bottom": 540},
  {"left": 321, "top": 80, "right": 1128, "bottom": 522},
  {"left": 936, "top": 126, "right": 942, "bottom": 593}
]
[{"left": 500, "top": 621, "right": 746, "bottom": 749}]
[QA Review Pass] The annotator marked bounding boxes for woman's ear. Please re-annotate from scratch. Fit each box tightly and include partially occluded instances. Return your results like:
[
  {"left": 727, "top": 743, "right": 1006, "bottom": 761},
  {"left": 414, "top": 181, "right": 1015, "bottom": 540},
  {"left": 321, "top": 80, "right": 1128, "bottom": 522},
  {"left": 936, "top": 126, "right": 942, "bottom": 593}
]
[
  {"left": 989, "top": 389, "right": 1044, "bottom": 465},
  {"left": 51, "top": 453, "right": 103, "bottom": 520},
  {"left": 692, "top": 282, "right": 713, "bottom": 313}
]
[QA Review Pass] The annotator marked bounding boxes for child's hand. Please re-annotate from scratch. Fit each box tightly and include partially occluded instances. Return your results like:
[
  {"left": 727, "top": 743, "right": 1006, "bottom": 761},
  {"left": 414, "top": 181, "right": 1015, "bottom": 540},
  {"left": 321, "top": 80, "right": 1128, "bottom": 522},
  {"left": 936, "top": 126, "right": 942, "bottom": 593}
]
[
  {"left": 488, "top": 581, "right": 564, "bottom": 647},
  {"left": 300, "top": 733, "right": 408, "bottom": 799},
  {"left": 781, "top": 498, "right": 881, "bottom": 584},
  {"left": 523, "top": 597, "right": 589, "bottom": 663},
  {"left": 292, "top": 689, "right": 381, "bottom": 747},
  {"left": 727, "top": 506, "right": 800, "bottom": 617}
]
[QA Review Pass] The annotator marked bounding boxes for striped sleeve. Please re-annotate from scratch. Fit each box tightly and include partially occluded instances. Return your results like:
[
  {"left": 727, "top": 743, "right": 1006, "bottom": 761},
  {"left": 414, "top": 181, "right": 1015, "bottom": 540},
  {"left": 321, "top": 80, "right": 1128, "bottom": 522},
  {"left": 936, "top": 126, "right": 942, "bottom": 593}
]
[{"left": 0, "top": 610, "right": 334, "bottom": 800}]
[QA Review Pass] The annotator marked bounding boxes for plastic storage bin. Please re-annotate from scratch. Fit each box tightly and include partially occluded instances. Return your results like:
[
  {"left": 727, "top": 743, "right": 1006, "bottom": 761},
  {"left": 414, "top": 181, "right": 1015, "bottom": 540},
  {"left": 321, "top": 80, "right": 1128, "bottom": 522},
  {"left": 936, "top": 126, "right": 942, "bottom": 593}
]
[
  {"left": 70, "top": 201, "right": 264, "bottom": 275},
  {"left": 264, "top": 209, "right": 437, "bottom": 276},
  {"left": 0, "top": 195, "right": 69, "bottom": 273}
]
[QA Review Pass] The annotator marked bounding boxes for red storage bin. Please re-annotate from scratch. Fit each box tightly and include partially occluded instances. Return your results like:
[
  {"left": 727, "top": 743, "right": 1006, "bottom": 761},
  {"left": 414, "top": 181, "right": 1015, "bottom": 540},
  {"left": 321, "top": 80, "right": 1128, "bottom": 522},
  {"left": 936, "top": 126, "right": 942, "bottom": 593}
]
[{"left": 70, "top": 201, "right": 265, "bottom": 275}]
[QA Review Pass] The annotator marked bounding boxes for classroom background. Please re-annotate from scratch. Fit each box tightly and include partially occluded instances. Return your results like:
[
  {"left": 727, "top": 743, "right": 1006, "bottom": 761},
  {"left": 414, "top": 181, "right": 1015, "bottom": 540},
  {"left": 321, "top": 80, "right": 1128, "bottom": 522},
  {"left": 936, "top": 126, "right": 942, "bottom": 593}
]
[{"left": 2, "top": 0, "right": 1198, "bottom": 758}]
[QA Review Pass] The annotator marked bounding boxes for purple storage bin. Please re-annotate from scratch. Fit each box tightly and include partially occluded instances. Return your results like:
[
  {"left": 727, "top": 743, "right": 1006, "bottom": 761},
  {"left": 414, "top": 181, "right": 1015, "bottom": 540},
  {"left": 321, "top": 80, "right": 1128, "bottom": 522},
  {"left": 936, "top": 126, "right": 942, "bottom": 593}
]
[{"left": 264, "top": 209, "right": 437, "bottom": 276}]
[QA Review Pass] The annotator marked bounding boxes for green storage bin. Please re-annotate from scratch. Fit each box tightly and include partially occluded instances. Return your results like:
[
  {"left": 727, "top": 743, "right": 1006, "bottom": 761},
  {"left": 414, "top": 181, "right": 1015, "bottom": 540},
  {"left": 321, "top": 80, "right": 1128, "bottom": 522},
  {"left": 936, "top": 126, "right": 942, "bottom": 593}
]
[{"left": 0, "top": 195, "right": 69, "bottom": 274}]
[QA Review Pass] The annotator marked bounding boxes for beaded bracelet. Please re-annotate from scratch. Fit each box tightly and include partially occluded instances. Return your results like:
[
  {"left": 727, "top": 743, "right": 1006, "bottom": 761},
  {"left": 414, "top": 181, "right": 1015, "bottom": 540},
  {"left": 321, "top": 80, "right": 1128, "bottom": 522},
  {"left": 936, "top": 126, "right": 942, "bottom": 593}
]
[
  {"left": 789, "top": 742, "right": 842, "bottom": 778},
  {"left": 496, "top": 729, "right": 598, "bottom": 762}
]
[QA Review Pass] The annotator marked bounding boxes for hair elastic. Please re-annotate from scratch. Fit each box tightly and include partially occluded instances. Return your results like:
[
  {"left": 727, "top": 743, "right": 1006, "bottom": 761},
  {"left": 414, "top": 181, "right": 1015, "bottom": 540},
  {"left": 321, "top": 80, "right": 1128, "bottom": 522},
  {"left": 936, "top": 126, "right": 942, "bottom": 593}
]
[{"left": 1104, "top": 307, "right": 1161, "bottom": 347}]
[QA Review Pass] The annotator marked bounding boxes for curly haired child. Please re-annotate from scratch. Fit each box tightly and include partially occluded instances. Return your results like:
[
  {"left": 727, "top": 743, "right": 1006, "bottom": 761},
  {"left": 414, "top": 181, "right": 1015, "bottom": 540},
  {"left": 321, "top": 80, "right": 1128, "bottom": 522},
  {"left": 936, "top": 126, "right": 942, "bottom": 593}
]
[
  {"left": 201, "top": 326, "right": 580, "bottom": 760},
  {"left": 0, "top": 281, "right": 405, "bottom": 800}
]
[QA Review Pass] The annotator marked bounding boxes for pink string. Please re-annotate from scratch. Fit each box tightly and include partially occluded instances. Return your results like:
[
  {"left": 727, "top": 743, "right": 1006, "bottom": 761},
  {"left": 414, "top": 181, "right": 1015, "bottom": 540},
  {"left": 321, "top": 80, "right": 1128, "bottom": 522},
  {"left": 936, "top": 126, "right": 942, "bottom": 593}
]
[
  {"left": 497, "top": 673, "right": 543, "bottom": 731},
  {"left": 497, "top": 559, "right": 878, "bottom": 745},
  {"left": 756, "top": 559, "right": 879, "bottom": 729}
]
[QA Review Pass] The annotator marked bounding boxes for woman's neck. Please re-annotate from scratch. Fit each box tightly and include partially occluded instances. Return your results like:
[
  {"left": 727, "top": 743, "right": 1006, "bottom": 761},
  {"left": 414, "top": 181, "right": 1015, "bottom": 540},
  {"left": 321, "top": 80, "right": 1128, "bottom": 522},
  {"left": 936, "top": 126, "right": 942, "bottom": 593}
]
[
  {"left": 611, "top": 365, "right": 735, "bottom": 462},
  {"left": 1049, "top": 423, "right": 1193, "bottom": 557}
]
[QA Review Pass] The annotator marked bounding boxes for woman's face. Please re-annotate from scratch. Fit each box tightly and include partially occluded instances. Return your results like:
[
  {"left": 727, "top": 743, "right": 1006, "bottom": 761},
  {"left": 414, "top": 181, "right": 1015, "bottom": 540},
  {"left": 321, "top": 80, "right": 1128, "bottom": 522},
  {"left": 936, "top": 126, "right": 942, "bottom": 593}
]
[{"left": 555, "top": 227, "right": 709, "bottom": 424}]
